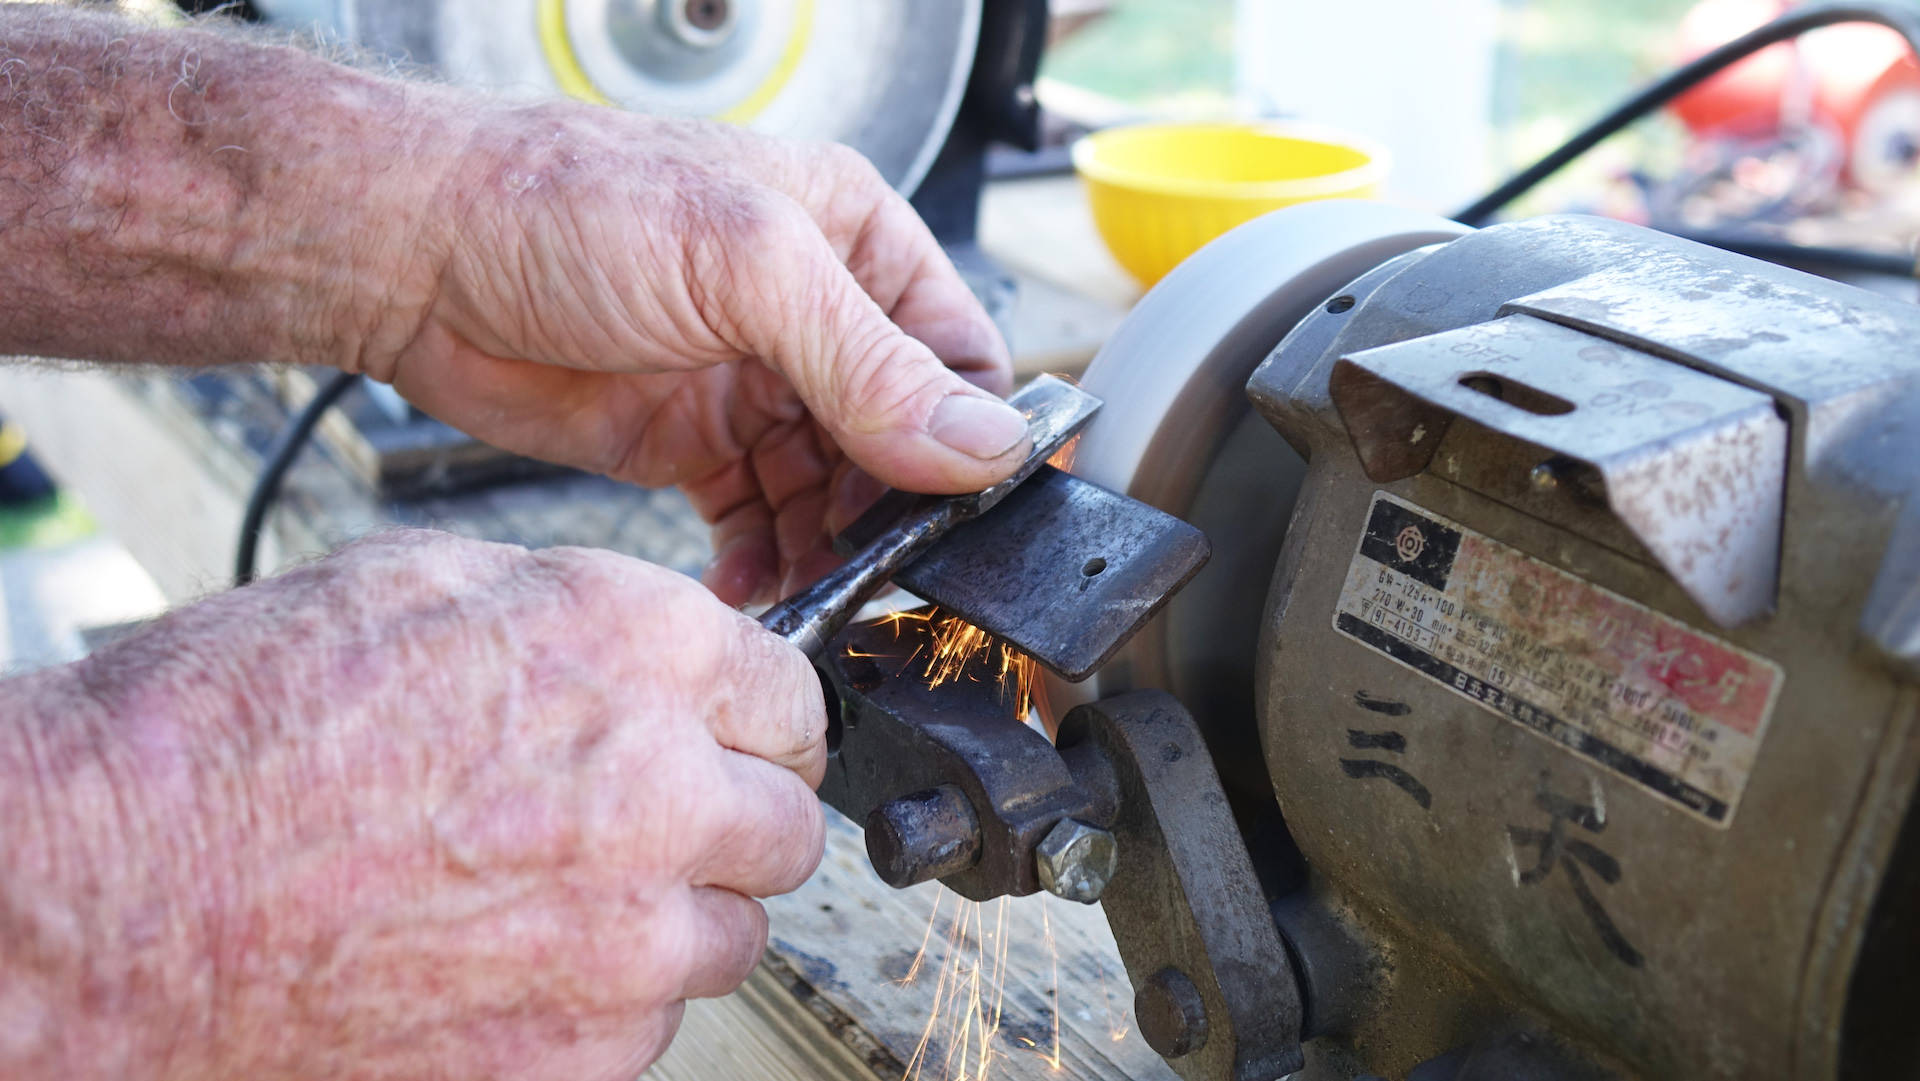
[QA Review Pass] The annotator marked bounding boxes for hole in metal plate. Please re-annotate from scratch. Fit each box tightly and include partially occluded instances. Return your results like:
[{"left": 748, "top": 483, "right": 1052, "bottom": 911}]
[{"left": 1459, "top": 372, "right": 1576, "bottom": 416}]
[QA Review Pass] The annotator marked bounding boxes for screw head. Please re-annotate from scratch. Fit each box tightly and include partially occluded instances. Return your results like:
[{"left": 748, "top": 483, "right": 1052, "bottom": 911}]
[
  {"left": 1135, "top": 966, "right": 1208, "bottom": 1059},
  {"left": 1034, "top": 818, "right": 1118, "bottom": 903}
]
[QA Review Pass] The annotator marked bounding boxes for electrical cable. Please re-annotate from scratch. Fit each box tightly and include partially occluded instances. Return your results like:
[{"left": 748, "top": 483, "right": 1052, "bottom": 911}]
[
  {"left": 1671, "top": 229, "right": 1919, "bottom": 278},
  {"left": 233, "top": 370, "right": 360, "bottom": 587},
  {"left": 1456, "top": 1, "right": 1920, "bottom": 227}
]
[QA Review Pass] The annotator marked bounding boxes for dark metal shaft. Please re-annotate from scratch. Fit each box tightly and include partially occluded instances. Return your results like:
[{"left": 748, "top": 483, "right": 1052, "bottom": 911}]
[
  {"left": 759, "top": 374, "right": 1100, "bottom": 657},
  {"left": 759, "top": 501, "right": 960, "bottom": 658}
]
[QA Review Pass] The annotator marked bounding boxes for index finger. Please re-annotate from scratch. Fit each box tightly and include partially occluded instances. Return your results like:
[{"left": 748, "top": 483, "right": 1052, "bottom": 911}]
[
  {"left": 709, "top": 605, "right": 829, "bottom": 788},
  {"left": 753, "top": 143, "right": 1014, "bottom": 395}
]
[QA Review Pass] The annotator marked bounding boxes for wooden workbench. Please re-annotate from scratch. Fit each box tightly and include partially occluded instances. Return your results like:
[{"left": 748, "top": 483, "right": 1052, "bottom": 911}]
[{"left": 0, "top": 177, "right": 1166, "bottom": 1081}]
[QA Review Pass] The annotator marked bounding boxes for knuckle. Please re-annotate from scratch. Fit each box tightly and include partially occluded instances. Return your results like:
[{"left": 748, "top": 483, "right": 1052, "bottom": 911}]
[
  {"left": 687, "top": 183, "right": 804, "bottom": 265},
  {"left": 722, "top": 618, "right": 823, "bottom": 747},
  {"left": 836, "top": 335, "right": 948, "bottom": 435},
  {"left": 732, "top": 896, "right": 771, "bottom": 959},
  {"left": 531, "top": 546, "right": 691, "bottom": 613},
  {"left": 737, "top": 901, "right": 772, "bottom": 971},
  {"left": 333, "top": 526, "right": 471, "bottom": 567},
  {"left": 679, "top": 183, "right": 818, "bottom": 344},
  {"left": 820, "top": 141, "right": 883, "bottom": 190},
  {"left": 777, "top": 793, "right": 828, "bottom": 891},
  {"left": 730, "top": 770, "right": 825, "bottom": 893},
  {"left": 307, "top": 528, "right": 524, "bottom": 609},
  {"left": 650, "top": 897, "right": 706, "bottom": 990}
]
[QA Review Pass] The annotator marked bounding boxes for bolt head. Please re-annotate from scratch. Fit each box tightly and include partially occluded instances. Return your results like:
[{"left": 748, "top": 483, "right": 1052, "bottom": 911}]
[
  {"left": 1034, "top": 818, "right": 1117, "bottom": 903},
  {"left": 1135, "top": 966, "right": 1208, "bottom": 1059}
]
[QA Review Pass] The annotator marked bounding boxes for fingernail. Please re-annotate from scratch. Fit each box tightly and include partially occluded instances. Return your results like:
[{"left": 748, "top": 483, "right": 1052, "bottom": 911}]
[
  {"left": 702, "top": 535, "right": 776, "bottom": 609},
  {"left": 928, "top": 394, "right": 1029, "bottom": 461}
]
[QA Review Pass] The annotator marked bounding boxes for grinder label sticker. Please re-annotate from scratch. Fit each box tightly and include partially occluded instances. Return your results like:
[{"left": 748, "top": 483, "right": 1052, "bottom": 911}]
[{"left": 1332, "top": 492, "right": 1782, "bottom": 827}]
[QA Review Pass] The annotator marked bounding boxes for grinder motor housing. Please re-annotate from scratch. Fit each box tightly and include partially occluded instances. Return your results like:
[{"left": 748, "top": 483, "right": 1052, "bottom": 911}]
[
  {"left": 810, "top": 208, "right": 1919, "bottom": 1079},
  {"left": 1237, "top": 215, "right": 1920, "bottom": 1080}
]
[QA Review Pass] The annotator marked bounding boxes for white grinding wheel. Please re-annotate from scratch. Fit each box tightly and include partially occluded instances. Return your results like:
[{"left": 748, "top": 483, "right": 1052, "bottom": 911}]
[
  {"left": 1042, "top": 202, "right": 1469, "bottom": 742},
  {"left": 312, "top": 0, "right": 981, "bottom": 198}
]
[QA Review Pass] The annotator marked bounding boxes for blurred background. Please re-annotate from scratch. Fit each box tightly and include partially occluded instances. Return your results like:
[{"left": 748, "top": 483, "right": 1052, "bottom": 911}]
[{"left": 1045, "top": 0, "right": 1920, "bottom": 217}]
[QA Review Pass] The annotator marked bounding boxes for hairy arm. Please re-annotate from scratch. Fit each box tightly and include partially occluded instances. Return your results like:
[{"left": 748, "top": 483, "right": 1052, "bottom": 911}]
[
  {"left": 0, "top": 3, "right": 1026, "bottom": 600},
  {"left": 0, "top": 5, "right": 464, "bottom": 370},
  {"left": 0, "top": 532, "right": 827, "bottom": 1081}
]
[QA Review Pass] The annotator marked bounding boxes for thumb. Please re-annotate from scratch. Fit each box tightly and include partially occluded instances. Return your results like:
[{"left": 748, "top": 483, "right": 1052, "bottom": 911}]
[{"left": 721, "top": 202, "right": 1031, "bottom": 495}]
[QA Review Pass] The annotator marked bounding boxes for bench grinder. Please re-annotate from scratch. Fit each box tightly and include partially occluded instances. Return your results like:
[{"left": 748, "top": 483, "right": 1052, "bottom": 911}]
[{"left": 819, "top": 202, "right": 1920, "bottom": 1081}]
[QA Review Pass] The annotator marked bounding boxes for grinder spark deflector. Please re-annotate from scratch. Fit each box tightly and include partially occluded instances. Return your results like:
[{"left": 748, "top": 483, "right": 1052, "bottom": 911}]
[{"left": 1329, "top": 313, "right": 1788, "bottom": 627}]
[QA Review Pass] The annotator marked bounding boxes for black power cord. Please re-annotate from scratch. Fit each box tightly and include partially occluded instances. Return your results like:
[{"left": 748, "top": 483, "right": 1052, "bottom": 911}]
[
  {"left": 233, "top": 370, "right": 360, "bottom": 586},
  {"left": 1670, "top": 229, "right": 1919, "bottom": 278},
  {"left": 1457, "top": 1, "right": 1920, "bottom": 227}
]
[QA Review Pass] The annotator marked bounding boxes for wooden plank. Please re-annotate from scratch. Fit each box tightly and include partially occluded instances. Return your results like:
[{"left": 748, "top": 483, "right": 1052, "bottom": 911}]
[
  {"left": 760, "top": 811, "right": 1179, "bottom": 1081},
  {"left": 0, "top": 364, "right": 345, "bottom": 601},
  {"left": 647, "top": 962, "right": 881, "bottom": 1081},
  {"left": 981, "top": 177, "right": 1142, "bottom": 313}
]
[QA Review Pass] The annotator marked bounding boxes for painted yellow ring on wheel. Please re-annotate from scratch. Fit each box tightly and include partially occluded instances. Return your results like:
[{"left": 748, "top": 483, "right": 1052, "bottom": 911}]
[{"left": 536, "top": 0, "right": 816, "bottom": 124}]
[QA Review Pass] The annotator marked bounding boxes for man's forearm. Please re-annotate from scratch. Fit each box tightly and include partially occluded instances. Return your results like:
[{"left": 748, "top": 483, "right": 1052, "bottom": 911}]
[{"left": 0, "top": 6, "right": 469, "bottom": 370}]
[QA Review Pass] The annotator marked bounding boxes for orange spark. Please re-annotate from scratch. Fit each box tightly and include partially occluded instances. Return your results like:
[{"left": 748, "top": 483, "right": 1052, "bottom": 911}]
[
  {"left": 1047, "top": 432, "right": 1081, "bottom": 472},
  {"left": 920, "top": 610, "right": 1037, "bottom": 721},
  {"left": 897, "top": 889, "right": 946, "bottom": 986},
  {"left": 900, "top": 893, "right": 1051, "bottom": 1081}
]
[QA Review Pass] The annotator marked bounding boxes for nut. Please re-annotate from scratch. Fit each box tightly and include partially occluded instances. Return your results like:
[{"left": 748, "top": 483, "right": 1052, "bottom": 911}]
[{"left": 1034, "top": 818, "right": 1118, "bottom": 903}]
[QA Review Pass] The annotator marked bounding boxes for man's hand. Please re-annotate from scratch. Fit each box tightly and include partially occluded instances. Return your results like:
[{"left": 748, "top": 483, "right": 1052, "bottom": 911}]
[
  {"left": 378, "top": 109, "right": 1025, "bottom": 606},
  {"left": 0, "top": 532, "right": 827, "bottom": 1081},
  {"left": 0, "top": 8, "right": 1028, "bottom": 605}
]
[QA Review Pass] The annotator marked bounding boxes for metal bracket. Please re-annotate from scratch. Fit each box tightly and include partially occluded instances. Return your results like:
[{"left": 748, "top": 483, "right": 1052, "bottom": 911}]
[
  {"left": 1056, "top": 691, "right": 1306, "bottom": 1081},
  {"left": 1329, "top": 314, "right": 1787, "bottom": 626},
  {"left": 852, "top": 464, "right": 1212, "bottom": 679},
  {"left": 818, "top": 611, "right": 1095, "bottom": 901},
  {"left": 817, "top": 618, "right": 1306, "bottom": 1081}
]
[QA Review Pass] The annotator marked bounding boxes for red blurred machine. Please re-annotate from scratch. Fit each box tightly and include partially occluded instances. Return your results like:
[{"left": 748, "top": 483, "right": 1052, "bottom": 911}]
[{"left": 1673, "top": 0, "right": 1920, "bottom": 192}]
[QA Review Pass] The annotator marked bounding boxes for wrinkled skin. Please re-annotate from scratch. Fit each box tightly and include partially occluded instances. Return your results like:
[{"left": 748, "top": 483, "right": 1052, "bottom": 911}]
[
  {"left": 0, "top": 10, "right": 1026, "bottom": 1081},
  {"left": 3, "top": 533, "right": 827, "bottom": 1080},
  {"left": 377, "top": 108, "right": 1024, "bottom": 606}
]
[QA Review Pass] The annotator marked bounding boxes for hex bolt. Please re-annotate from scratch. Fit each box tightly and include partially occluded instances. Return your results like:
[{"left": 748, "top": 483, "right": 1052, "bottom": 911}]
[
  {"left": 864, "top": 786, "right": 982, "bottom": 888},
  {"left": 1529, "top": 461, "right": 1559, "bottom": 492},
  {"left": 1135, "top": 966, "right": 1208, "bottom": 1059},
  {"left": 1034, "top": 818, "right": 1118, "bottom": 904}
]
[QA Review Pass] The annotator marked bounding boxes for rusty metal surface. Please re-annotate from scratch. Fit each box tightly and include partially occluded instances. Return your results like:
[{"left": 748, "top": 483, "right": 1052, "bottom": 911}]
[
  {"left": 817, "top": 610, "right": 1100, "bottom": 900},
  {"left": 817, "top": 614, "right": 1306, "bottom": 1080},
  {"left": 1330, "top": 314, "right": 1788, "bottom": 627},
  {"left": 862, "top": 784, "right": 982, "bottom": 888},
  {"left": 1056, "top": 691, "right": 1306, "bottom": 1081},
  {"left": 763, "top": 374, "right": 1099, "bottom": 658},
  {"left": 875, "top": 465, "right": 1212, "bottom": 679}
]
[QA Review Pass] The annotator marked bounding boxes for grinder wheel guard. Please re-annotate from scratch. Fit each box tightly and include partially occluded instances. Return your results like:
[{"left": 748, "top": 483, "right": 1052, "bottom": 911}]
[{"left": 251, "top": 0, "right": 981, "bottom": 196}]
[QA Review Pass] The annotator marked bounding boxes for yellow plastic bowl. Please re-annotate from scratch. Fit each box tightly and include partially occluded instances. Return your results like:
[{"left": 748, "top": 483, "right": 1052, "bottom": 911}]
[{"left": 1073, "top": 122, "right": 1391, "bottom": 287}]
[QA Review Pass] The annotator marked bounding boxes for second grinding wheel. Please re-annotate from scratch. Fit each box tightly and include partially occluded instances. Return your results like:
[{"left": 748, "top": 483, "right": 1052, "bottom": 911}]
[{"left": 256, "top": 0, "right": 982, "bottom": 198}]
